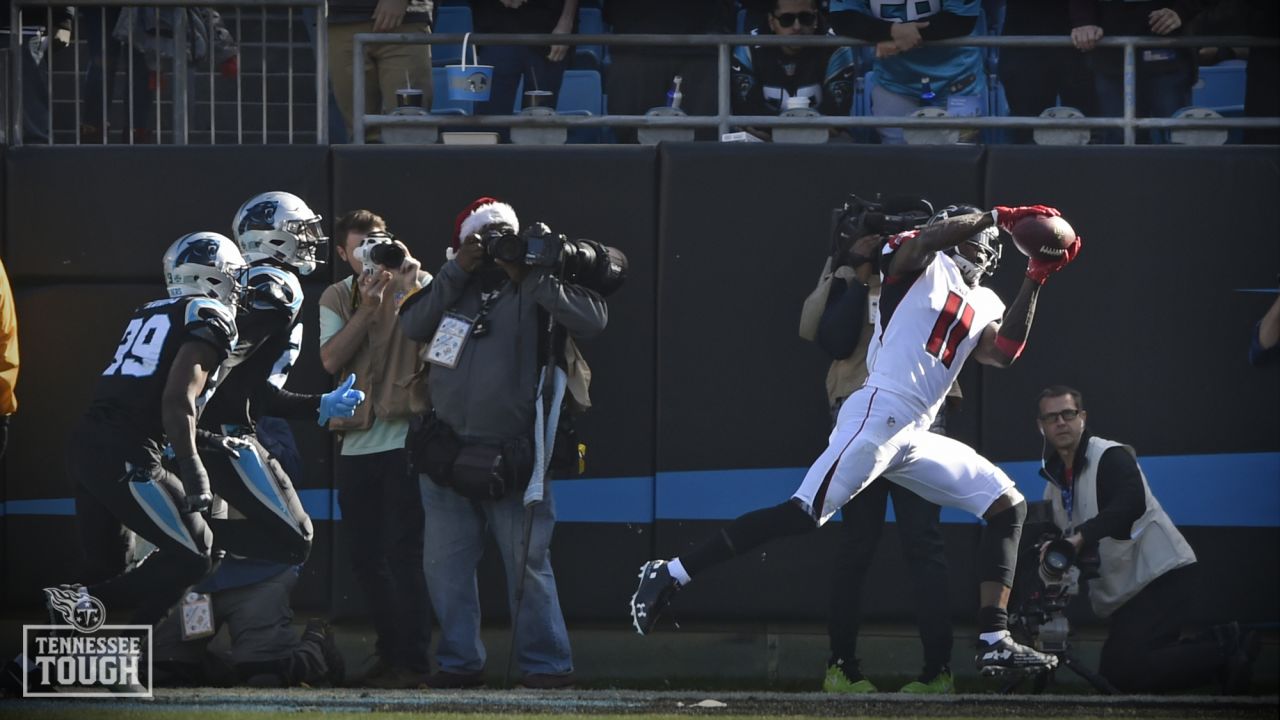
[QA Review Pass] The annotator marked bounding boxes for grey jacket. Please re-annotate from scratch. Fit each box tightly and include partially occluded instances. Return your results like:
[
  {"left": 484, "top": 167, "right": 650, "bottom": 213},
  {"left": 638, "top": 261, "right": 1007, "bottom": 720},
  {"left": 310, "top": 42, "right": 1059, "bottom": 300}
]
[{"left": 399, "top": 260, "right": 607, "bottom": 441}]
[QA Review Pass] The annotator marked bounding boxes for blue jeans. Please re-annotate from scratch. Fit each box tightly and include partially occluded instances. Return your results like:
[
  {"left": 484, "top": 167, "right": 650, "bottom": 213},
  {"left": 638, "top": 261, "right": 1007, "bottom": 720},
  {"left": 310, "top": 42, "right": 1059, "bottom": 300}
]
[
  {"left": 473, "top": 44, "right": 567, "bottom": 116},
  {"left": 1093, "top": 59, "right": 1194, "bottom": 144},
  {"left": 80, "top": 7, "right": 151, "bottom": 134},
  {"left": 418, "top": 475, "right": 573, "bottom": 676}
]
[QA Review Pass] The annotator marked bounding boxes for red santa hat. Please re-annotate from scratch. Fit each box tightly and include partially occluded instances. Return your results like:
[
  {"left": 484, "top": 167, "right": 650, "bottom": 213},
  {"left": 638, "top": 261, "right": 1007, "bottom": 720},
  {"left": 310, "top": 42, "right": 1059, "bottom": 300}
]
[{"left": 448, "top": 197, "right": 519, "bottom": 260}]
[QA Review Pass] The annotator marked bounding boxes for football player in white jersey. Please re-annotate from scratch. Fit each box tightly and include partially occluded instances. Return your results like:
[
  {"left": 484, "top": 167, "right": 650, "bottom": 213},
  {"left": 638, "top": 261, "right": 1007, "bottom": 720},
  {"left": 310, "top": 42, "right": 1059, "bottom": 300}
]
[{"left": 630, "top": 203, "right": 1081, "bottom": 675}]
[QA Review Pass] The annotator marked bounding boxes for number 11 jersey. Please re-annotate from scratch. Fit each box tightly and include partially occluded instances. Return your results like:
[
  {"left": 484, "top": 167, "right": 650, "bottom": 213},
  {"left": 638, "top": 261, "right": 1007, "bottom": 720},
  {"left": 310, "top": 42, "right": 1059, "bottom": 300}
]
[{"left": 866, "top": 247, "right": 1004, "bottom": 423}]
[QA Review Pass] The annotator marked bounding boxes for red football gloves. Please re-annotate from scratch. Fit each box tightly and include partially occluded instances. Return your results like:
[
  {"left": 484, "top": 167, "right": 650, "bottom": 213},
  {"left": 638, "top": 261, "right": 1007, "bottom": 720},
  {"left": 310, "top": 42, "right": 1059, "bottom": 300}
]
[
  {"left": 992, "top": 204, "right": 1061, "bottom": 232},
  {"left": 1027, "top": 236, "right": 1083, "bottom": 285}
]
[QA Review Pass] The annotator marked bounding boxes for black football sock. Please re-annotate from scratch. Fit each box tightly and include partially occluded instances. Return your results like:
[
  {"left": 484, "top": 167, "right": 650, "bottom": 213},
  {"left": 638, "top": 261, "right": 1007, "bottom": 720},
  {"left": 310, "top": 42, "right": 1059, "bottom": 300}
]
[{"left": 681, "top": 499, "right": 817, "bottom": 577}]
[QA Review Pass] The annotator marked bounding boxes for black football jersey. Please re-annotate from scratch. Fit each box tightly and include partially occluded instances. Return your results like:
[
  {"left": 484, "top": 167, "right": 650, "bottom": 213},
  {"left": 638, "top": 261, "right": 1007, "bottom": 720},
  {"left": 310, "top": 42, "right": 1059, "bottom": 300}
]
[
  {"left": 86, "top": 296, "right": 238, "bottom": 455},
  {"left": 200, "top": 265, "right": 305, "bottom": 429}
]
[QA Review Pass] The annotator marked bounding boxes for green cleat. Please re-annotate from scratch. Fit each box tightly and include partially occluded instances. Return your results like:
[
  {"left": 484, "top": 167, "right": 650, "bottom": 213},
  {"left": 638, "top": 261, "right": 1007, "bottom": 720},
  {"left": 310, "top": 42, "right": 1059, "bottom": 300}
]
[
  {"left": 823, "top": 660, "right": 878, "bottom": 694},
  {"left": 899, "top": 667, "right": 955, "bottom": 694}
]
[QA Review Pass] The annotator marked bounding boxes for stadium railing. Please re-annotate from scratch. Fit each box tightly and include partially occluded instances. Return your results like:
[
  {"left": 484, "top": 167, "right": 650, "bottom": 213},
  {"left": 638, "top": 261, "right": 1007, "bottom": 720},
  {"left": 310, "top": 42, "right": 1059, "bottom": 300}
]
[
  {"left": 6, "top": 0, "right": 327, "bottom": 146},
  {"left": 351, "top": 31, "right": 1280, "bottom": 146}
]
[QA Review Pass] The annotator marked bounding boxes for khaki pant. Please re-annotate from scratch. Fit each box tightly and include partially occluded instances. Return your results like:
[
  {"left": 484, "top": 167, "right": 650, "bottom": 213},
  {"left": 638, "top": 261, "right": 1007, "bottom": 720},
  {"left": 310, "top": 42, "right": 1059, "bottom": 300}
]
[{"left": 329, "top": 20, "right": 432, "bottom": 141}]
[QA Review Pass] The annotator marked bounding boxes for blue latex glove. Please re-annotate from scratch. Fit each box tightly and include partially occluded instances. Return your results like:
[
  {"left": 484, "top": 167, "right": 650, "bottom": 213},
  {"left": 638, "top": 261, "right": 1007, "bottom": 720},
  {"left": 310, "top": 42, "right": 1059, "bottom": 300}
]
[{"left": 318, "top": 373, "right": 365, "bottom": 426}]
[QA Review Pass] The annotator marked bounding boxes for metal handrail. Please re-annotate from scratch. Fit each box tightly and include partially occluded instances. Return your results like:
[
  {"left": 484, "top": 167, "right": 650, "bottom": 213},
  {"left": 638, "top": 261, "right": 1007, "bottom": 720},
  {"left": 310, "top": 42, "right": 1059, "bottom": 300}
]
[
  {"left": 352, "top": 32, "right": 1280, "bottom": 145},
  {"left": 8, "top": 0, "right": 327, "bottom": 145}
]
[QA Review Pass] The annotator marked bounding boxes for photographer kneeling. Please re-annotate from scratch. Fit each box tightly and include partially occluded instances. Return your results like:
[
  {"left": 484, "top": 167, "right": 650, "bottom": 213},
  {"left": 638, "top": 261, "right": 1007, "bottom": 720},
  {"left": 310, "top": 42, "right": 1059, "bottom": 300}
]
[
  {"left": 398, "top": 198, "right": 613, "bottom": 690},
  {"left": 1035, "top": 386, "right": 1257, "bottom": 693}
]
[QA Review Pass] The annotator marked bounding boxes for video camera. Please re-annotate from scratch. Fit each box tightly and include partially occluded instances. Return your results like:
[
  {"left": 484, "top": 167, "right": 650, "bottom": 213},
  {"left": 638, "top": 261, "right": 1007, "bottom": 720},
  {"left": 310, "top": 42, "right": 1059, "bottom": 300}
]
[
  {"left": 479, "top": 222, "right": 628, "bottom": 297},
  {"left": 352, "top": 229, "right": 406, "bottom": 275},
  {"left": 833, "top": 193, "right": 935, "bottom": 256},
  {"left": 1011, "top": 533, "right": 1101, "bottom": 654}
]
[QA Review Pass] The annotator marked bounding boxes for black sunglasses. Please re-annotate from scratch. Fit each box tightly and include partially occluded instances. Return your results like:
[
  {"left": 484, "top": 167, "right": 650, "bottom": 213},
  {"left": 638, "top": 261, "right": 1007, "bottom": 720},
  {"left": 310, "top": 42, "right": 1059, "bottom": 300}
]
[
  {"left": 773, "top": 11, "right": 818, "bottom": 28},
  {"left": 1038, "top": 409, "right": 1081, "bottom": 424}
]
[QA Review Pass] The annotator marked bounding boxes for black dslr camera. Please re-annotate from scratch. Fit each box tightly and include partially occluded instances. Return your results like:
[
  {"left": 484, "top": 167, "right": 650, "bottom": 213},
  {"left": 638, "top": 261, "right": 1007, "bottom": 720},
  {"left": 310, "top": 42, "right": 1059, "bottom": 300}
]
[
  {"left": 480, "top": 222, "right": 628, "bottom": 297},
  {"left": 352, "top": 229, "right": 406, "bottom": 274}
]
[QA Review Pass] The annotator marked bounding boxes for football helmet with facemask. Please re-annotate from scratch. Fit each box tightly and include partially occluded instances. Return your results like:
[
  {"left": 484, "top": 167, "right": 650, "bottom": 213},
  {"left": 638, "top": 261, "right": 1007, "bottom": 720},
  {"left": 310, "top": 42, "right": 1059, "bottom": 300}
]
[
  {"left": 232, "top": 191, "right": 327, "bottom": 275},
  {"left": 929, "top": 204, "right": 1001, "bottom": 287},
  {"left": 163, "top": 232, "right": 248, "bottom": 308}
]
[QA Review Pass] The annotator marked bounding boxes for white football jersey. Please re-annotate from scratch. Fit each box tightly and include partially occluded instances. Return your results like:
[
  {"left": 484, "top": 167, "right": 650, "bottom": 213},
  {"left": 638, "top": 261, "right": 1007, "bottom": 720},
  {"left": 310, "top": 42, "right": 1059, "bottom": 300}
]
[{"left": 865, "top": 249, "right": 1004, "bottom": 421}]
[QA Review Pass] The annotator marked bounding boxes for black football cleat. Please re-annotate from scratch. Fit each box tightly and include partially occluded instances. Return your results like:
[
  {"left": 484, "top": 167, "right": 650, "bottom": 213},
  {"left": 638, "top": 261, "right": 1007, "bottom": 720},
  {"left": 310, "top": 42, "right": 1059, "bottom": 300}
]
[
  {"left": 975, "top": 634, "right": 1059, "bottom": 675},
  {"left": 630, "top": 560, "right": 679, "bottom": 635}
]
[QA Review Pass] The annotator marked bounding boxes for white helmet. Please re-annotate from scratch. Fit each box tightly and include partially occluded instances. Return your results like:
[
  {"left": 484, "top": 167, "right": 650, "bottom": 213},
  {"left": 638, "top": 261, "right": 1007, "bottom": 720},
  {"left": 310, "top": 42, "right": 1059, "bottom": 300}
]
[
  {"left": 232, "top": 191, "right": 327, "bottom": 275},
  {"left": 163, "top": 232, "right": 247, "bottom": 308}
]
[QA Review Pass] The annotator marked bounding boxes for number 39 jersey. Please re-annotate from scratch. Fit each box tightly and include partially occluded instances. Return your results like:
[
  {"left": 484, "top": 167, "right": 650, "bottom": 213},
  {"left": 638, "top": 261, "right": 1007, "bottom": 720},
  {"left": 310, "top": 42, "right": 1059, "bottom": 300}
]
[
  {"left": 866, "top": 249, "right": 1004, "bottom": 422},
  {"left": 87, "top": 296, "right": 238, "bottom": 453}
]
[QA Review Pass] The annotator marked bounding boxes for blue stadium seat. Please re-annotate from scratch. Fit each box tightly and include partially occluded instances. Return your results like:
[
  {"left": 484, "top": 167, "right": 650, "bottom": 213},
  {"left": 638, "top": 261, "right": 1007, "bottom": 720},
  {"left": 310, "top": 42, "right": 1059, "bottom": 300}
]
[
  {"left": 575, "top": 6, "right": 606, "bottom": 69},
  {"left": 431, "top": 66, "right": 474, "bottom": 115},
  {"left": 1193, "top": 60, "right": 1247, "bottom": 111},
  {"left": 433, "top": 4, "right": 473, "bottom": 67},
  {"left": 557, "top": 69, "right": 604, "bottom": 116}
]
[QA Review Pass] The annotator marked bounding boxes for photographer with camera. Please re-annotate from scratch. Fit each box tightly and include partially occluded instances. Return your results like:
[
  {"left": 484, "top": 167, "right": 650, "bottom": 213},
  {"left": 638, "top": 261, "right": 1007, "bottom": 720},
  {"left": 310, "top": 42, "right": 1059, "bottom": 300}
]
[
  {"left": 1035, "top": 385, "right": 1258, "bottom": 693},
  {"left": 318, "top": 210, "right": 434, "bottom": 688},
  {"left": 398, "top": 197, "right": 612, "bottom": 689},
  {"left": 800, "top": 196, "right": 957, "bottom": 695}
]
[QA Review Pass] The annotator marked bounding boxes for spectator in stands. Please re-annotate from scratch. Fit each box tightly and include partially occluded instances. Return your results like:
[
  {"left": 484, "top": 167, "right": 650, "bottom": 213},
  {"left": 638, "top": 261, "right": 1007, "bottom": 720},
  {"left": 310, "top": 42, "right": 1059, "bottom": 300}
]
[
  {"left": 329, "top": 0, "right": 434, "bottom": 143},
  {"left": 0, "top": 1, "right": 69, "bottom": 144},
  {"left": 1188, "top": 0, "right": 1279, "bottom": 145},
  {"left": 1069, "top": 0, "right": 1201, "bottom": 144},
  {"left": 319, "top": 210, "right": 433, "bottom": 688},
  {"left": 830, "top": 0, "right": 989, "bottom": 144},
  {"left": 469, "top": 0, "right": 578, "bottom": 124},
  {"left": 0, "top": 257, "right": 16, "bottom": 459},
  {"left": 75, "top": 6, "right": 150, "bottom": 143},
  {"left": 603, "top": 0, "right": 733, "bottom": 142},
  {"left": 998, "top": 0, "right": 1097, "bottom": 144},
  {"left": 731, "top": 0, "right": 858, "bottom": 141}
]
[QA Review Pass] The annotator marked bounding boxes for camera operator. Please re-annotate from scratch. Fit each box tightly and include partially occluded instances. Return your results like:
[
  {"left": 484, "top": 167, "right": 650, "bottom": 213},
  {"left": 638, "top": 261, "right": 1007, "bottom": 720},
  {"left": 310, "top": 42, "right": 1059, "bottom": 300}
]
[
  {"left": 318, "top": 210, "right": 433, "bottom": 688},
  {"left": 397, "top": 197, "right": 609, "bottom": 689},
  {"left": 800, "top": 196, "right": 957, "bottom": 694},
  {"left": 1036, "top": 385, "right": 1258, "bottom": 693}
]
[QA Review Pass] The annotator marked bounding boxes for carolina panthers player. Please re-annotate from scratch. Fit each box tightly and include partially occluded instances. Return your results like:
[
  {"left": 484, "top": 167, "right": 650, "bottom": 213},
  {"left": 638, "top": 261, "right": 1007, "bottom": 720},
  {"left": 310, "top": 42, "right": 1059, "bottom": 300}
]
[
  {"left": 66, "top": 232, "right": 246, "bottom": 626},
  {"left": 629, "top": 204, "right": 1082, "bottom": 676},
  {"left": 195, "top": 191, "right": 363, "bottom": 567}
]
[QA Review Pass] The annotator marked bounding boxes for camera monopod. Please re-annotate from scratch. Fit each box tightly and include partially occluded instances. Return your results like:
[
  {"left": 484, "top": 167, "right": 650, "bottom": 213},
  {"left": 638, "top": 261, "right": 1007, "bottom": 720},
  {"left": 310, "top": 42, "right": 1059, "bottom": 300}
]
[{"left": 503, "top": 306, "right": 567, "bottom": 688}]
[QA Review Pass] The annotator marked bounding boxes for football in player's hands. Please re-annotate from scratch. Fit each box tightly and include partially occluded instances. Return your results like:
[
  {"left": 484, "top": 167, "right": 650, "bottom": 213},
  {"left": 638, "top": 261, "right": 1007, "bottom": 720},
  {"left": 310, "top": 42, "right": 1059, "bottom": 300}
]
[{"left": 1011, "top": 214, "right": 1077, "bottom": 262}]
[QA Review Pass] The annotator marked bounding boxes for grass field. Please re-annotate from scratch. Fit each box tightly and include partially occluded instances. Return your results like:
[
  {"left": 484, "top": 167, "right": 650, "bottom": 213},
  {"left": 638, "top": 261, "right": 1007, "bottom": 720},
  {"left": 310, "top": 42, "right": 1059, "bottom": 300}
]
[{"left": 4, "top": 689, "right": 1279, "bottom": 720}]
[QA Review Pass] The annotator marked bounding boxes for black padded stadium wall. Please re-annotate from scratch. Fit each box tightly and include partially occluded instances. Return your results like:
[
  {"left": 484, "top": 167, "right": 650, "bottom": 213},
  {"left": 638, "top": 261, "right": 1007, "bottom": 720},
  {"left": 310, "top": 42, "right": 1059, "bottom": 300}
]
[
  {"left": 2, "top": 147, "right": 335, "bottom": 610},
  {"left": 980, "top": 145, "right": 1280, "bottom": 623},
  {"left": 1, "top": 144, "right": 1276, "bottom": 629}
]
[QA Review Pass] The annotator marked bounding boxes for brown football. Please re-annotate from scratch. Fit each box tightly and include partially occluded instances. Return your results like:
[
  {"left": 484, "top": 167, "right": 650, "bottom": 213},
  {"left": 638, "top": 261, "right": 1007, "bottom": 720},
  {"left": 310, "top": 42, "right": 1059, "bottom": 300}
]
[{"left": 1011, "top": 214, "right": 1076, "bottom": 261}]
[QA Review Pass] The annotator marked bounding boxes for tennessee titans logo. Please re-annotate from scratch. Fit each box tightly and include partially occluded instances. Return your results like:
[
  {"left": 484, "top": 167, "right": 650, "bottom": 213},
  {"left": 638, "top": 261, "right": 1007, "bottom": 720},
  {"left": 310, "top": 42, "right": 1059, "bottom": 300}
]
[
  {"left": 43, "top": 587, "right": 107, "bottom": 633},
  {"left": 237, "top": 201, "right": 278, "bottom": 235}
]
